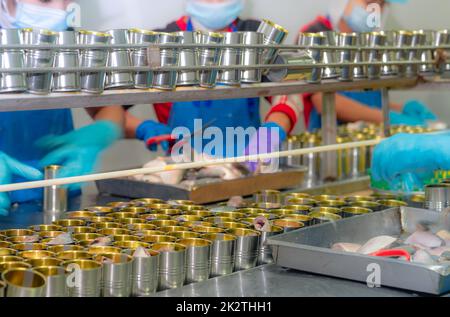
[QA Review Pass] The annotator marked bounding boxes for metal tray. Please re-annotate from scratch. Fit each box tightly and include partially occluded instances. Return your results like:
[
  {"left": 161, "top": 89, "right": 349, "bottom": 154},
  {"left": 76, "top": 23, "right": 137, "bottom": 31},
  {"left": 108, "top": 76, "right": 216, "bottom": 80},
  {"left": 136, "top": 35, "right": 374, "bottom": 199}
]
[
  {"left": 268, "top": 207, "right": 450, "bottom": 295},
  {"left": 96, "top": 167, "right": 306, "bottom": 204}
]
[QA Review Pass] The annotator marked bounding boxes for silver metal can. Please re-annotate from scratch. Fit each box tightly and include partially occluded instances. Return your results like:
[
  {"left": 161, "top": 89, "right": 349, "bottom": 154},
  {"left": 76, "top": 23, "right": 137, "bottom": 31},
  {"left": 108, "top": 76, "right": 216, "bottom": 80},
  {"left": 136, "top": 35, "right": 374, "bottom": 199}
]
[
  {"left": 318, "top": 31, "right": 340, "bottom": 79},
  {"left": 63, "top": 259, "right": 102, "bottom": 297},
  {"left": 302, "top": 134, "right": 321, "bottom": 187},
  {"left": 228, "top": 228, "right": 260, "bottom": 272},
  {"left": 218, "top": 32, "right": 243, "bottom": 86},
  {"left": 23, "top": 28, "right": 57, "bottom": 94},
  {"left": 337, "top": 32, "right": 358, "bottom": 81},
  {"left": 266, "top": 50, "right": 315, "bottom": 82},
  {"left": 34, "top": 266, "right": 67, "bottom": 297},
  {"left": 197, "top": 31, "right": 224, "bottom": 88},
  {"left": 425, "top": 184, "right": 450, "bottom": 212},
  {"left": 367, "top": 32, "right": 387, "bottom": 79},
  {"left": 175, "top": 31, "right": 198, "bottom": 86},
  {"left": 406, "top": 30, "right": 426, "bottom": 77},
  {"left": 435, "top": 30, "right": 450, "bottom": 75},
  {"left": 257, "top": 19, "right": 288, "bottom": 73},
  {"left": 96, "top": 253, "right": 133, "bottom": 297},
  {"left": 254, "top": 190, "right": 282, "bottom": 207},
  {"left": 152, "top": 33, "right": 182, "bottom": 90},
  {"left": 241, "top": 32, "right": 264, "bottom": 83},
  {"left": 79, "top": 30, "right": 111, "bottom": 94},
  {"left": 285, "top": 135, "right": 302, "bottom": 167},
  {"left": 298, "top": 33, "right": 325, "bottom": 83},
  {"left": 43, "top": 165, "right": 68, "bottom": 214},
  {"left": 105, "top": 29, "right": 133, "bottom": 89},
  {"left": 0, "top": 28, "right": 27, "bottom": 93},
  {"left": 202, "top": 233, "right": 236, "bottom": 278},
  {"left": 0, "top": 280, "right": 4, "bottom": 297},
  {"left": 53, "top": 31, "right": 80, "bottom": 92},
  {"left": 179, "top": 238, "right": 212, "bottom": 284},
  {"left": 129, "top": 28, "right": 158, "bottom": 89},
  {"left": 257, "top": 225, "right": 283, "bottom": 265},
  {"left": 152, "top": 242, "right": 186, "bottom": 291},
  {"left": 419, "top": 30, "right": 436, "bottom": 74},
  {"left": 380, "top": 30, "right": 399, "bottom": 76},
  {"left": 353, "top": 32, "right": 369, "bottom": 79},
  {"left": 2, "top": 268, "right": 46, "bottom": 297},
  {"left": 131, "top": 249, "right": 159, "bottom": 297},
  {"left": 394, "top": 30, "right": 413, "bottom": 77}
]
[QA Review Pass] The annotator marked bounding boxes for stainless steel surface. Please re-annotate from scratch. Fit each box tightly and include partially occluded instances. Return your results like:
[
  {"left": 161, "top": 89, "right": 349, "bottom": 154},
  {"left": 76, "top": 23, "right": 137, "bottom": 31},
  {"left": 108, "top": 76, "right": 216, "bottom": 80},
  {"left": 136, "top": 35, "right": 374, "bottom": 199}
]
[
  {"left": 64, "top": 259, "right": 102, "bottom": 297},
  {"left": 131, "top": 250, "right": 159, "bottom": 297},
  {"left": 175, "top": 31, "right": 199, "bottom": 86},
  {"left": 2, "top": 268, "right": 46, "bottom": 297},
  {"left": 129, "top": 29, "right": 158, "bottom": 89},
  {"left": 153, "top": 243, "right": 186, "bottom": 291},
  {"left": 43, "top": 165, "right": 68, "bottom": 215},
  {"left": 268, "top": 207, "right": 450, "bottom": 295},
  {"left": 425, "top": 184, "right": 450, "bottom": 212},
  {"left": 218, "top": 32, "right": 243, "bottom": 86},
  {"left": 23, "top": 29, "right": 57, "bottom": 94},
  {"left": 52, "top": 31, "right": 80, "bottom": 92},
  {"left": 152, "top": 33, "right": 182, "bottom": 90},
  {"left": 34, "top": 266, "right": 67, "bottom": 297},
  {"left": 105, "top": 29, "right": 133, "bottom": 89},
  {"left": 319, "top": 31, "right": 340, "bottom": 79},
  {"left": 299, "top": 33, "right": 324, "bottom": 83},
  {"left": 257, "top": 19, "right": 288, "bottom": 70},
  {"left": 79, "top": 30, "right": 111, "bottom": 94},
  {"left": 337, "top": 32, "right": 358, "bottom": 82},
  {"left": 321, "top": 92, "right": 338, "bottom": 181},
  {"left": 241, "top": 32, "right": 264, "bottom": 83},
  {"left": 0, "top": 29, "right": 26, "bottom": 93},
  {"left": 97, "top": 253, "right": 133, "bottom": 297},
  {"left": 198, "top": 32, "right": 223, "bottom": 88},
  {"left": 179, "top": 238, "right": 211, "bottom": 284}
]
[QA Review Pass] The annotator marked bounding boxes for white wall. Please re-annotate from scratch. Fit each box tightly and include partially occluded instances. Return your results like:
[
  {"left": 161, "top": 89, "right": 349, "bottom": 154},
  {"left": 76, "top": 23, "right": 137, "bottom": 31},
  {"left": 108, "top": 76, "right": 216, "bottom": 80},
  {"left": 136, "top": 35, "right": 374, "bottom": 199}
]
[{"left": 73, "top": 0, "right": 450, "bottom": 174}]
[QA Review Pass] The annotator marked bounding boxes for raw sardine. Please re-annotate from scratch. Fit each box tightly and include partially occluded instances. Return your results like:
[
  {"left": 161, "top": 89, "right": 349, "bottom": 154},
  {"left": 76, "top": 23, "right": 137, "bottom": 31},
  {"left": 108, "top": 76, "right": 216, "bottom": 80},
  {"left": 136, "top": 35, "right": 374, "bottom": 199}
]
[
  {"left": 357, "top": 236, "right": 397, "bottom": 255},
  {"left": 405, "top": 231, "right": 443, "bottom": 249}
]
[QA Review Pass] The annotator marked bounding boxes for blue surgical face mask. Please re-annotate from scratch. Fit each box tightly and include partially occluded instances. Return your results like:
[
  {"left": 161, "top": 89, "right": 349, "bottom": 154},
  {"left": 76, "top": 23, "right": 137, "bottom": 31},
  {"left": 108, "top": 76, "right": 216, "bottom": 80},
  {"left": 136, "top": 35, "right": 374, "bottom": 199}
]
[
  {"left": 10, "top": 2, "right": 68, "bottom": 31},
  {"left": 186, "top": 0, "right": 243, "bottom": 30},
  {"left": 343, "top": 5, "right": 374, "bottom": 33}
]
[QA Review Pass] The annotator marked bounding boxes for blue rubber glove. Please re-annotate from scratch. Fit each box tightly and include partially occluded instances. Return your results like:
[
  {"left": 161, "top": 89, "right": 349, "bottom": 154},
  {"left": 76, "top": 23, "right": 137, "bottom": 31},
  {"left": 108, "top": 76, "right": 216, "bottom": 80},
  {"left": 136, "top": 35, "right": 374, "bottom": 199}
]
[
  {"left": 372, "top": 132, "right": 450, "bottom": 192},
  {"left": 36, "top": 121, "right": 122, "bottom": 191},
  {"left": 389, "top": 111, "right": 426, "bottom": 127},
  {"left": 136, "top": 120, "right": 172, "bottom": 152},
  {"left": 402, "top": 100, "right": 437, "bottom": 122},
  {"left": 0, "top": 152, "right": 43, "bottom": 215},
  {"left": 244, "top": 122, "right": 287, "bottom": 173}
]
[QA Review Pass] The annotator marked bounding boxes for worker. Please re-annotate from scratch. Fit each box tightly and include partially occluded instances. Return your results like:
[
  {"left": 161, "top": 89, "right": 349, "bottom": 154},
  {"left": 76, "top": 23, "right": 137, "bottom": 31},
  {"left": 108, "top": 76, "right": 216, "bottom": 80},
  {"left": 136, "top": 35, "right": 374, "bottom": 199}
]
[
  {"left": 0, "top": 0, "right": 125, "bottom": 214},
  {"left": 283, "top": 0, "right": 438, "bottom": 131},
  {"left": 125, "top": 0, "right": 301, "bottom": 172}
]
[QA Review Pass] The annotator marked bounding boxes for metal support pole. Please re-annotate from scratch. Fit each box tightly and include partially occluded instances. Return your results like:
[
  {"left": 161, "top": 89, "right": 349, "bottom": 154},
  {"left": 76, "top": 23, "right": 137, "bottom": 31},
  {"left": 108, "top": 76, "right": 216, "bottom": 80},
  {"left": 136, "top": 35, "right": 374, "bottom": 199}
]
[
  {"left": 381, "top": 88, "right": 391, "bottom": 138},
  {"left": 321, "top": 92, "right": 338, "bottom": 182}
]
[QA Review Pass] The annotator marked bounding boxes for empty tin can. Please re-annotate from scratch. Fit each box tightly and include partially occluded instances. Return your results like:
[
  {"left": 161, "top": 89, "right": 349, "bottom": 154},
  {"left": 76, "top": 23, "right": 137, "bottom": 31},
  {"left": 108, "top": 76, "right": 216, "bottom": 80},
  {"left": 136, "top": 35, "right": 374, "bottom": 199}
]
[
  {"left": 254, "top": 190, "right": 282, "bottom": 207},
  {"left": 299, "top": 33, "right": 325, "bottom": 83},
  {"left": 257, "top": 19, "right": 288, "bottom": 70},
  {"left": 272, "top": 219, "right": 304, "bottom": 233},
  {"left": 43, "top": 166, "right": 67, "bottom": 215},
  {"left": 23, "top": 28, "right": 57, "bottom": 94},
  {"left": 394, "top": 30, "right": 413, "bottom": 77},
  {"left": 377, "top": 199, "right": 408, "bottom": 208},
  {"left": 0, "top": 261, "right": 31, "bottom": 272},
  {"left": 2, "top": 268, "right": 46, "bottom": 297},
  {"left": 266, "top": 50, "right": 315, "bottom": 82},
  {"left": 435, "top": 30, "right": 450, "bottom": 74},
  {"left": 53, "top": 31, "right": 80, "bottom": 92},
  {"left": 367, "top": 32, "right": 387, "bottom": 79},
  {"left": 425, "top": 184, "right": 450, "bottom": 212},
  {"left": 96, "top": 253, "right": 133, "bottom": 297},
  {"left": 105, "top": 29, "right": 133, "bottom": 88},
  {"left": 152, "top": 32, "right": 182, "bottom": 90},
  {"left": 79, "top": 30, "right": 111, "bottom": 94},
  {"left": 19, "top": 250, "right": 55, "bottom": 260},
  {"left": 34, "top": 266, "right": 67, "bottom": 297},
  {"left": 380, "top": 30, "right": 398, "bottom": 76},
  {"left": 228, "top": 228, "right": 260, "bottom": 271},
  {"left": 218, "top": 32, "right": 243, "bottom": 85},
  {"left": 349, "top": 134, "right": 368, "bottom": 178},
  {"left": 202, "top": 233, "right": 236, "bottom": 277},
  {"left": 353, "top": 32, "right": 369, "bottom": 79},
  {"left": 169, "top": 231, "right": 202, "bottom": 240},
  {"left": 128, "top": 28, "right": 158, "bottom": 89},
  {"left": 319, "top": 31, "right": 340, "bottom": 79},
  {"left": 131, "top": 249, "right": 159, "bottom": 297},
  {"left": 308, "top": 211, "right": 342, "bottom": 225},
  {"left": 57, "top": 250, "right": 91, "bottom": 261},
  {"left": 284, "top": 136, "right": 302, "bottom": 167},
  {"left": 64, "top": 259, "right": 102, "bottom": 297},
  {"left": 406, "top": 30, "right": 426, "bottom": 77},
  {"left": 197, "top": 31, "right": 224, "bottom": 88},
  {"left": 337, "top": 32, "right": 358, "bottom": 81},
  {"left": 0, "top": 28, "right": 27, "bottom": 93},
  {"left": 152, "top": 242, "right": 186, "bottom": 291},
  {"left": 302, "top": 134, "right": 321, "bottom": 186},
  {"left": 257, "top": 225, "right": 283, "bottom": 265},
  {"left": 175, "top": 31, "right": 199, "bottom": 86},
  {"left": 283, "top": 204, "right": 312, "bottom": 215},
  {"left": 341, "top": 207, "right": 372, "bottom": 218},
  {"left": 179, "top": 238, "right": 212, "bottom": 284},
  {"left": 282, "top": 214, "right": 313, "bottom": 227},
  {"left": 26, "top": 258, "right": 63, "bottom": 268},
  {"left": 349, "top": 200, "right": 382, "bottom": 212},
  {"left": 419, "top": 30, "right": 436, "bottom": 74},
  {"left": 241, "top": 31, "right": 264, "bottom": 83}
]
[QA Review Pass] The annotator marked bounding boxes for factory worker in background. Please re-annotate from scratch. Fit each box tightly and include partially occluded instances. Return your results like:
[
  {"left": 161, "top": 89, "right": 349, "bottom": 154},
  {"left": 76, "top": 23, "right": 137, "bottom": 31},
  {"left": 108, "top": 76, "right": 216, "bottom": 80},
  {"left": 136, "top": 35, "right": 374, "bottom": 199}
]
[
  {"left": 125, "top": 0, "right": 302, "bottom": 173},
  {"left": 280, "top": 0, "right": 438, "bottom": 131},
  {"left": 0, "top": 0, "right": 125, "bottom": 214}
]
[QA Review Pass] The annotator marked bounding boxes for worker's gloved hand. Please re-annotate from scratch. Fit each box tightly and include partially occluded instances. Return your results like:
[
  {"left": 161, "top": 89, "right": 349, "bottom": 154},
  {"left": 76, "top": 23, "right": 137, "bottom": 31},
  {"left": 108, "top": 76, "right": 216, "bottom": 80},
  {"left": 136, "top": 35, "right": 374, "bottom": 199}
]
[
  {"left": 0, "top": 153, "right": 43, "bottom": 215},
  {"left": 36, "top": 121, "right": 122, "bottom": 191},
  {"left": 244, "top": 122, "right": 287, "bottom": 173},
  {"left": 136, "top": 120, "right": 172, "bottom": 152},
  {"left": 371, "top": 132, "right": 450, "bottom": 192},
  {"left": 402, "top": 100, "right": 437, "bottom": 122},
  {"left": 389, "top": 111, "right": 426, "bottom": 127}
]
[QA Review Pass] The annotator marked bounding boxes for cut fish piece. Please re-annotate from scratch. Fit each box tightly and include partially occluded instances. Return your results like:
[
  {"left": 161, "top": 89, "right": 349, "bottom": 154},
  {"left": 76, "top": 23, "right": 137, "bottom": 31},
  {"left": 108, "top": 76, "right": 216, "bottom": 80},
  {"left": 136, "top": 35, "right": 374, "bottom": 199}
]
[
  {"left": 428, "top": 246, "right": 450, "bottom": 257},
  {"left": 405, "top": 231, "right": 443, "bottom": 249},
  {"left": 331, "top": 243, "right": 362, "bottom": 253},
  {"left": 436, "top": 230, "right": 450, "bottom": 241},
  {"left": 357, "top": 236, "right": 397, "bottom": 255},
  {"left": 133, "top": 247, "right": 150, "bottom": 258},
  {"left": 412, "top": 249, "right": 436, "bottom": 265}
]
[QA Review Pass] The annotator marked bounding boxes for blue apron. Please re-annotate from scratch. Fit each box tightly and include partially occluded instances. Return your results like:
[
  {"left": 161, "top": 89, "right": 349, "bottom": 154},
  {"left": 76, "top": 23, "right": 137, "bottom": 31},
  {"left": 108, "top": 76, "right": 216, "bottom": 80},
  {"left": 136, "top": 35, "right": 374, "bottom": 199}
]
[
  {"left": 0, "top": 109, "right": 74, "bottom": 203},
  {"left": 168, "top": 19, "right": 261, "bottom": 157},
  {"left": 308, "top": 90, "right": 383, "bottom": 131}
]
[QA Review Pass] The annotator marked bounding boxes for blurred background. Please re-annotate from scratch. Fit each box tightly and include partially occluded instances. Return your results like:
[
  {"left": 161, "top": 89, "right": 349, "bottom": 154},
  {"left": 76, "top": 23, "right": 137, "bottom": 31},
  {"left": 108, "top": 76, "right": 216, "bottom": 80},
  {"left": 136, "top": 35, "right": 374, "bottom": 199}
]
[{"left": 72, "top": 0, "right": 450, "bottom": 173}]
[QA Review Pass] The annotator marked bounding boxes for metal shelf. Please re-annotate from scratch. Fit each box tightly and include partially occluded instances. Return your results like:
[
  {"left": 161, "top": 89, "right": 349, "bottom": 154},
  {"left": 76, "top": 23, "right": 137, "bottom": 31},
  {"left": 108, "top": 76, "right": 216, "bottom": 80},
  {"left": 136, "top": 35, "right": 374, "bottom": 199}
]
[{"left": 0, "top": 77, "right": 420, "bottom": 112}]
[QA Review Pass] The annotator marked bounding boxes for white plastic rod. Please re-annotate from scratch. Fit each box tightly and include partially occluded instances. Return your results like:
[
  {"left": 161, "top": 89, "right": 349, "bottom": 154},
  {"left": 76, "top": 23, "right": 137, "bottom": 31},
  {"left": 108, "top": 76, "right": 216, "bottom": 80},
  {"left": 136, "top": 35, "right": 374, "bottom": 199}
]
[{"left": 0, "top": 139, "right": 383, "bottom": 193}]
